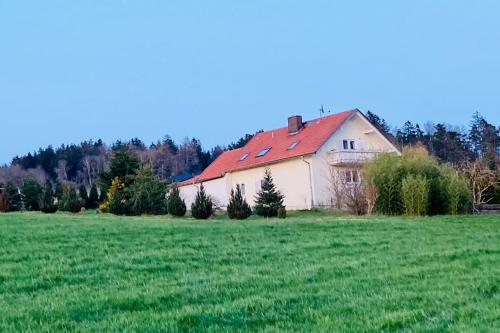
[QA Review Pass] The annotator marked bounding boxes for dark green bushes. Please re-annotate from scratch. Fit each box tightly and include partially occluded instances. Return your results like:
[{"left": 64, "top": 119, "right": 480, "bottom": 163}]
[
  {"left": 127, "top": 166, "right": 167, "bottom": 215},
  {"left": 40, "top": 181, "right": 58, "bottom": 213},
  {"left": 87, "top": 184, "right": 99, "bottom": 209},
  {"left": 21, "top": 179, "right": 42, "bottom": 211},
  {"left": 191, "top": 185, "right": 213, "bottom": 219},
  {"left": 227, "top": 185, "right": 252, "bottom": 220},
  {"left": 167, "top": 186, "right": 186, "bottom": 217},
  {"left": 59, "top": 185, "right": 84, "bottom": 213},
  {"left": 1, "top": 183, "right": 22, "bottom": 212}
]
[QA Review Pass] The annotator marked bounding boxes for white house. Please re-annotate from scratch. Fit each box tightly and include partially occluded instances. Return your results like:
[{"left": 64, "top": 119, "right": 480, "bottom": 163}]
[{"left": 178, "top": 109, "right": 400, "bottom": 210}]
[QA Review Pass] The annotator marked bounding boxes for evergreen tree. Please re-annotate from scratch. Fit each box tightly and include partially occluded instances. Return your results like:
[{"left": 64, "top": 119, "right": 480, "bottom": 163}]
[
  {"left": 59, "top": 185, "right": 83, "bottom": 213},
  {"left": 254, "top": 169, "right": 284, "bottom": 217},
  {"left": 127, "top": 166, "right": 167, "bottom": 215},
  {"left": 227, "top": 184, "right": 252, "bottom": 220},
  {"left": 21, "top": 178, "right": 42, "bottom": 211},
  {"left": 99, "top": 147, "right": 140, "bottom": 189},
  {"left": 40, "top": 181, "right": 58, "bottom": 213},
  {"left": 54, "top": 182, "right": 64, "bottom": 201},
  {"left": 191, "top": 184, "right": 213, "bottom": 219},
  {"left": 78, "top": 185, "right": 88, "bottom": 207},
  {"left": 469, "top": 111, "right": 484, "bottom": 158},
  {"left": 98, "top": 182, "right": 108, "bottom": 203},
  {"left": 87, "top": 184, "right": 99, "bottom": 209},
  {"left": 167, "top": 185, "right": 187, "bottom": 217},
  {"left": 99, "top": 177, "right": 127, "bottom": 215},
  {"left": 366, "top": 111, "right": 391, "bottom": 135},
  {"left": 468, "top": 111, "right": 500, "bottom": 167},
  {"left": 3, "top": 183, "right": 22, "bottom": 212},
  {"left": 396, "top": 121, "right": 424, "bottom": 146}
]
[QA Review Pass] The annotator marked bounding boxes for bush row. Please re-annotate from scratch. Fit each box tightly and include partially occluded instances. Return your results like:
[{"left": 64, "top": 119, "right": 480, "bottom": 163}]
[{"left": 364, "top": 146, "right": 472, "bottom": 216}]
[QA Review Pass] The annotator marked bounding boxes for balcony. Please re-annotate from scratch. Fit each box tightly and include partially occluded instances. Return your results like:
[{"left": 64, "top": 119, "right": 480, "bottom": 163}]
[{"left": 327, "top": 150, "right": 384, "bottom": 166}]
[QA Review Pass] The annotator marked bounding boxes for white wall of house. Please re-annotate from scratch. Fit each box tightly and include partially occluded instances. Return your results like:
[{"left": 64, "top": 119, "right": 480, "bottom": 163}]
[
  {"left": 227, "top": 157, "right": 313, "bottom": 210},
  {"left": 179, "top": 157, "right": 313, "bottom": 210},
  {"left": 179, "top": 175, "right": 229, "bottom": 209}
]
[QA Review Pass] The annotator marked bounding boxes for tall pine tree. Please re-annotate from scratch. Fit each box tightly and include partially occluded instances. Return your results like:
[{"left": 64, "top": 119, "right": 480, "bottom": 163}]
[{"left": 254, "top": 169, "right": 284, "bottom": 217}]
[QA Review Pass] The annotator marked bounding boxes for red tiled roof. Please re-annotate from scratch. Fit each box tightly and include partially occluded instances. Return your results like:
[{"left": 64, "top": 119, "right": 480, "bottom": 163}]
[{"left": 180, "top": 109, "right": 356, "bottom": 185}]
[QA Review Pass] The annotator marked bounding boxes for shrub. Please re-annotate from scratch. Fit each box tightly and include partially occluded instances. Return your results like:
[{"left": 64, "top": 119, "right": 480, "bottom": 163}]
[
  {"left": 191, "top": 185, "right": 213, "bottom": 219},
  {"left": 365, "top": 146, "right": 471, "bottom": 216},
  {"left": 59, "top": 185, "right": 83, "bottom": 213},
  {"left": 21, "top": 178, "right": 42, "bottom": 211},
  {"left": 167, "top": 185, "right": 186, "bottom": 217},
  {"left": 254, "top": 169, "right": 284, "bottom": 217},
  {"left": 440, "top": 165, "right": 470, "bottom": 215},
  {"left": 87, "top": 184, "right": 99, "bottom": 209},
  {"left": 54, "top": 183, "right": 64, "bottom": 202},
  {"left": 3, "top": 183, "right": 22, "bottom": 212},
  {"left": 40, "top": 181, "right": 58, "bottom": 213},
  {"left": 277, "top": 206, "right": 286, "bottom": 219},
  {"left": 402, "top": 174, "right": 429, "bottom": 216},
  {"left": 127, "top": 166, "right": 167, "bottom": 215},
  {"left": 99, "top": 177, "right": 126, "bottom": 214},
  {"left": 227, "top": 185, "right": 252, "bottom": 220},
  {"left": 364, "top": 153, "right": 403, "bottom": 215},
  {"left": 344, "top": 179, "right": 368, "bottom": 215}
]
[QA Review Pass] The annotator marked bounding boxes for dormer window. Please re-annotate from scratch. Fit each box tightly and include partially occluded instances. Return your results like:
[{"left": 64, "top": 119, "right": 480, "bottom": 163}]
[
  {"left": 288, "top": 141, "right": 299, "bottom": 150},
  {"left": 256, "top": 147, "right": 271, "bottom": 157},
  {"left": 239, "top": 153, "right": 249, "bottom": 161}
]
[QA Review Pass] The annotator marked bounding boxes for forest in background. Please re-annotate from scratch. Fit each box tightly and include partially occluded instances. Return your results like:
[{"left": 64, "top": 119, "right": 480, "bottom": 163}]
[{"left": 0, "top": 110, "right": 498, "bottom": 191}]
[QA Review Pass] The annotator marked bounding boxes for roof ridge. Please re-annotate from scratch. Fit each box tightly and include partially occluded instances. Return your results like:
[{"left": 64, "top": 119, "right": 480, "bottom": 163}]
[{"left": 249, "top": 109, "right": 357, "bottom": 137}]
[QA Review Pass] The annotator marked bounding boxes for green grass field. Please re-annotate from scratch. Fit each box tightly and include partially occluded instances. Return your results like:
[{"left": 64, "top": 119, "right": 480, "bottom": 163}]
[{"left": 0, "top": 211, "right": 498, "bottom": 332}]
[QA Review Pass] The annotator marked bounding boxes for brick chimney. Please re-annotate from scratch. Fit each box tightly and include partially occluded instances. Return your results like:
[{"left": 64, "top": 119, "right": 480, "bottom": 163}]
[{"left": 288, "top": 115, "right": 303, "bottom": 134}]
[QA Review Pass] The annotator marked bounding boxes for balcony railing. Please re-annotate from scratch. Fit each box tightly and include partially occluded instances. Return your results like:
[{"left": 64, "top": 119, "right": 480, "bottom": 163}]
[{"left": 327, "top": 150, "right": 384, "bottom": 165}]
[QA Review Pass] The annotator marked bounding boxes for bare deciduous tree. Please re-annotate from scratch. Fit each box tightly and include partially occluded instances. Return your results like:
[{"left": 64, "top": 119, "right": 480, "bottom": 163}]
[
  {"left": 460, "top": 160, "right": 499, "bottom": 213},
  {"left": 323, "top": 164, "right": 346, "bottom": 209}
]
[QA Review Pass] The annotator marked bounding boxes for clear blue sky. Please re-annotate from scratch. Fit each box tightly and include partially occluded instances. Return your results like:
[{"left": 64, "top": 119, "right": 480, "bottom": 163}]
[{"left": 1, "top": 1, "right": 499, "bottom": 164}]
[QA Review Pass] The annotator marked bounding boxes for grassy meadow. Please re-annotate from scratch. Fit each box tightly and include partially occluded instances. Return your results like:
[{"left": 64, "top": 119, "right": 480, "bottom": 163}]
[{"left": 0, "top": 211, "right": 499, "bottom": 332}]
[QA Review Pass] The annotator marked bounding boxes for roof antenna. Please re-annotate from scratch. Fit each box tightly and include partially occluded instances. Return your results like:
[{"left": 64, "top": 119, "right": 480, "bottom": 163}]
[{"left": 319, "top": 104, "right": 325, "bottom": 118}]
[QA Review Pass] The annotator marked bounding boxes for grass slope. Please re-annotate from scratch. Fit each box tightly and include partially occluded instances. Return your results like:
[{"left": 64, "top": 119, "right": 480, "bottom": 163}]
[{"left": 0, "top": 211, "right": 499, "bottom": 332}]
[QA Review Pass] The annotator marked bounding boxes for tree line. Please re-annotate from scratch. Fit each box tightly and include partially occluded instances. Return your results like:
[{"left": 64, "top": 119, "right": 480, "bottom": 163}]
[
  {"left": 366, "top": 110, "right": 499, "bottom": 167},
  {"left": 0, "top": 134, "right": 256, "bottom": 189}
]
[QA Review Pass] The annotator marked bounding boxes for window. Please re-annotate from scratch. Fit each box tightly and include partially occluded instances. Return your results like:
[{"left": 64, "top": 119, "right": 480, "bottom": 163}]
[
  {"left": 240, "top": 184, "right": 245, "bottom": 196},
  {"left": 345, "top": 170, "right": 353, "bottom": 183},
  {"left": 239, "top": 153, "right": 249, "bottom": 161},
  {"left": 344, "top": 170, "right": 360, "bottom": 184},
  {"left": 352, "top": 170, "right": 359, "bottom": 183},
  {"left": 256, "top": 147, "right": 271, "bottom": 157},
  {"left": 288, "top": 140, "right": 299, "bottom": 150},
  {"left": 255, "top": 180, "right": 263, "bottom": 192},
  {"left": 342, "top": 139, "right": 356, "bottom": 150}
]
